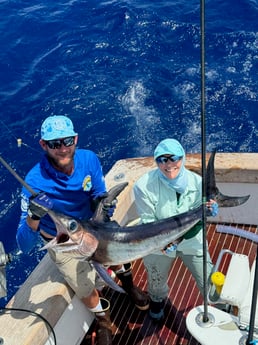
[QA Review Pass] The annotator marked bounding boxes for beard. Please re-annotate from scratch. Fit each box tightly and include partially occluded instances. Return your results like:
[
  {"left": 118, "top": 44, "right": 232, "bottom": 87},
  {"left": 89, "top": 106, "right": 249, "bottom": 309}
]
[{"left": 47, "top": 150, "right": 75, "bottom": 174}]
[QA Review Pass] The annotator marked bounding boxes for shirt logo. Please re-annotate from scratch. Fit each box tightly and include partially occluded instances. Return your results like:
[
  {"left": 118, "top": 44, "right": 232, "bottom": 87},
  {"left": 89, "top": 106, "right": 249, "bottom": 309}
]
[{"left": 82, "top": 175, "right": 92, "bottom": 191}]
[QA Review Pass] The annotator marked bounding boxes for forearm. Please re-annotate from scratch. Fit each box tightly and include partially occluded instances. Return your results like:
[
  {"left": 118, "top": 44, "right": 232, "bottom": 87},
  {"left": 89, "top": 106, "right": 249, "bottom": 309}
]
[
  {"left": 16, "top": 214, "right": 40, "bottom": 253},
  {"left": 26, "top": 215, "right": 40, "bottom": 231}
]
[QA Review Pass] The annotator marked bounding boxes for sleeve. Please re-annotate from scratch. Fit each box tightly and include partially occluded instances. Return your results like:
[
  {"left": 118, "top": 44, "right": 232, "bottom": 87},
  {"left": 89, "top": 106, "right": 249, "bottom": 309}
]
[
  {"left": 16, "top": 213, "right": 40, "bottom": 253},
  {"left": 16, "top": 190, "right": 40, "bottom": 254},
  {"left": 189, "top": 172, "right": 203, "bottom": 209},
  {"left": 89, "top": 152, "right": 107, "bottom": 200},
  {"left": 133, "top": 180, "right": 157, "bottom": 224}
]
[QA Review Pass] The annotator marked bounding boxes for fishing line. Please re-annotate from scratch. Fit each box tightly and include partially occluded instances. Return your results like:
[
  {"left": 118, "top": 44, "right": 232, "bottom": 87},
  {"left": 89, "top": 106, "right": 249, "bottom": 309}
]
[
  {"left": 0, "top": 119, "right": 41, "bottom": 199},
  {"left": 0, "top": 118, "right": 41, "bottom": 153}
]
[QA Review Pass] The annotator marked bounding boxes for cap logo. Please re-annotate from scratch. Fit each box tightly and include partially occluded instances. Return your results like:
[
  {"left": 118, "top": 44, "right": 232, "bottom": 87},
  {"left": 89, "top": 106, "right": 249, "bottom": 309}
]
[{"left": 52, "top": 118, "right": 67, "bottom": 131}]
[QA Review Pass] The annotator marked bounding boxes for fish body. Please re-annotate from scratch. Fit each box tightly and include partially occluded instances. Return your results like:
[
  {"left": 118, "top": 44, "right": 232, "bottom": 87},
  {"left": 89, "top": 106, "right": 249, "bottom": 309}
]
[
  {"left": 91, "top": 206, "right": 201, "bottom": 264},
  {"left": 41, "top": 151, "right": 250, "bottom": 265},
  {"left": 46, "top": 205, "right": 201, "bottom": 265}
]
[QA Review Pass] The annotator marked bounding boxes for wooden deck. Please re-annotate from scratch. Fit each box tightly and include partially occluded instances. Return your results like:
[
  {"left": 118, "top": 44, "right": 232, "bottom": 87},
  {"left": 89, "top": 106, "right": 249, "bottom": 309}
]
[{"left": 82, "top": 222, "right": 257, "bottom": 345}]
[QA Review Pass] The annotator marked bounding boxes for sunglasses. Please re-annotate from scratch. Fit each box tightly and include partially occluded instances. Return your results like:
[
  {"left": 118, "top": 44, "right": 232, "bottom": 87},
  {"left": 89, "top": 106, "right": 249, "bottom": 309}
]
[
  {"left": 45, "top": 136, "right": 75, "bottom": 150},
  {"left": 156, "top": 155, "right": 182, "bottom": 164}
]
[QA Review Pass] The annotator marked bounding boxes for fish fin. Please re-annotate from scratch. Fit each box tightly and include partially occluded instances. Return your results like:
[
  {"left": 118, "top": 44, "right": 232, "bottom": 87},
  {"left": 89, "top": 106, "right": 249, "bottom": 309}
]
[
  {"left": 92, "top": 261, "right": 126, "bottom": 294},
  {"left": 206, "top": 150, "right": 250, "bottom": 207},
  {"left": 206, "top": 150, "right": 217, "bottom": 200},
  {"left": 215, "top": 192, "right": 250, "bottom": 207},
  {"left": 92, "top": 182, "right": 128, "bottom": 223}
]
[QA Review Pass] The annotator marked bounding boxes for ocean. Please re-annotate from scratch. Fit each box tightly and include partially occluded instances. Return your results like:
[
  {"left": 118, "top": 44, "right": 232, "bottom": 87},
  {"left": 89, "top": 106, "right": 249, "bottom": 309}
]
[{"left": 0, "top": 0, "right": 257, "bottom": 307}]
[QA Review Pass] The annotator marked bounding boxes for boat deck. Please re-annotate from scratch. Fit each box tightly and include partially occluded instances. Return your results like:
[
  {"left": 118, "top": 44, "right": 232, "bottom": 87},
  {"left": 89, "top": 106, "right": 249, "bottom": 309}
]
[{"left": 82, "top": 221, "right": 257, "bottom": 345}]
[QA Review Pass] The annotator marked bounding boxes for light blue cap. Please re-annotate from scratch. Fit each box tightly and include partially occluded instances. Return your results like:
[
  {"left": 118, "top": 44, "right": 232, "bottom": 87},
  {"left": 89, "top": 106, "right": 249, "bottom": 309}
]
[
  {"left": 154, "top": 138, "right": 185, "bottom": 160},
  {"left": 41, "top": 115, "right": 78, "bottom": 140}
]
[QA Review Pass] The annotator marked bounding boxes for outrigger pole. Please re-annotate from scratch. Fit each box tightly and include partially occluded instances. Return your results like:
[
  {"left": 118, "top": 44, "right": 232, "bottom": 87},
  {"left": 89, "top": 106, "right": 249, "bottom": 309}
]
[
  {"left": 199, "top": 0, "right": 214, "bottom": 325},
  {"left": 246, "top": 246, "right": 258, "bottom": 344},
  {"left": 198, "top": 0, "right": 258, "bottom": 341}
]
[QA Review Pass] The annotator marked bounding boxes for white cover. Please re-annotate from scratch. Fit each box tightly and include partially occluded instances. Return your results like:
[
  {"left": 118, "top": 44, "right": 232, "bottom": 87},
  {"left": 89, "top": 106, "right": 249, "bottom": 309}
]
[
  {"left": 239, "top": 260, "right": 258, "bottom": 329},
  {"left": 220, "top": 253, "right": 250, "bottom": 307}
]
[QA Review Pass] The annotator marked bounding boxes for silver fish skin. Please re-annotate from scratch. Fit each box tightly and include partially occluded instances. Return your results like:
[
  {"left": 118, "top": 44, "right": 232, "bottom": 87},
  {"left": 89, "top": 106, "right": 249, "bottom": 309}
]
[{"left": 44, "top": 205, "right": 202, "bottom": 265}]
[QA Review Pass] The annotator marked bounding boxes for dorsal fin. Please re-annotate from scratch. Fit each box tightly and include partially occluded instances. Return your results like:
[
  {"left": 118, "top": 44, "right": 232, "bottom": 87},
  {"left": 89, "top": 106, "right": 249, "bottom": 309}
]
[{"left": 92, "top": 182, "right": 129, "bottom": 223}]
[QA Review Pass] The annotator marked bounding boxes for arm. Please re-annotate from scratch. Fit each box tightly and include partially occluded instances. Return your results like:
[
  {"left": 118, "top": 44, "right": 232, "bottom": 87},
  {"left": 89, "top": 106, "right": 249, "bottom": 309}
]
[
  {"left": 87, "top": 151, "right": 116, "bottom": 220},
  {"left": 133, "top": 182, "right": 157, "bottom": 224},
  {"left": 16, "top": 190, "right": 52, "bottom": 253},
  {"left": 16, "top": 212, "right": 40, "bottom": 254},
  {"left": 88, "top": 152, "right": 107, "bottom": 200}
]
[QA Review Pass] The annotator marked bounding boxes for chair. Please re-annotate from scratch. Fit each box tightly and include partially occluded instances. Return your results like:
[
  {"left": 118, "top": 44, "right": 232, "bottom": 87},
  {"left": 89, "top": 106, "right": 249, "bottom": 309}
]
[{"left": 208, "top": 249, "right": 258, "bottom": 331}]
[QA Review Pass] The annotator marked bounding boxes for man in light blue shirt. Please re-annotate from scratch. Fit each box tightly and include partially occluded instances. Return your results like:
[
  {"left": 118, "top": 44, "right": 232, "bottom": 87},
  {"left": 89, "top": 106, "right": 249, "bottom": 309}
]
[{"left": 134, "top": 138, "right": 218, "bottom": 322}]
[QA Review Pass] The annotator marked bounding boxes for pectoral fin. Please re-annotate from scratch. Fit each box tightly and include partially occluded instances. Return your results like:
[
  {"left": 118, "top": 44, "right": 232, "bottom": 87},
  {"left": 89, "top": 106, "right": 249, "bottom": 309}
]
[{"left": 92, "top": 261, "right": 126, "bottom": 294}]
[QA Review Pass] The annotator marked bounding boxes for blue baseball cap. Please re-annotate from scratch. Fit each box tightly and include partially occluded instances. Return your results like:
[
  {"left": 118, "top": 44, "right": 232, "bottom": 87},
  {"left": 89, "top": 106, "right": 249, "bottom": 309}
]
[
  {"left": 154, "top": 138, "right": 185, "bottom": 160},
  {"left": 41, "top": 115, "right": 78, "bottom": 140}
]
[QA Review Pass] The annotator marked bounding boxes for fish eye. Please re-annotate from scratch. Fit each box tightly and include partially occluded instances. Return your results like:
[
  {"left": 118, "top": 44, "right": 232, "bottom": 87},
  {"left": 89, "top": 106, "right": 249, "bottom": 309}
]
[{"left": 68, "top": 220, "right": 78, "bottom": 233}]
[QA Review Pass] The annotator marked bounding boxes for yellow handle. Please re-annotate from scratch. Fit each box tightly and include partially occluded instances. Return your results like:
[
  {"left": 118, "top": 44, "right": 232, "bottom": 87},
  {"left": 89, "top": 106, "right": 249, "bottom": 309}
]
[{"left": 211, "top": 271, "right": 225, "bottom": 294}]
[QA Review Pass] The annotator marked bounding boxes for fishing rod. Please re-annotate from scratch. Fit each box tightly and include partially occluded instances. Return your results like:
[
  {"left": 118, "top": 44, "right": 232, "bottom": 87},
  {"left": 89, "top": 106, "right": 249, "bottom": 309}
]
[
  {"left": 0, "top": 155, "right": 37, "bottom": 196},
  {"left": 0, "top": 154, "right": 57, "bottom": 344}
]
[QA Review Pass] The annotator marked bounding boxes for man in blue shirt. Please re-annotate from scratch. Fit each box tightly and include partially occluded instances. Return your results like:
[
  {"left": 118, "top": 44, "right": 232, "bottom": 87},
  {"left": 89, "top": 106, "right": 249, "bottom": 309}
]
[{"left": 16, "top": 115, "right": 149, "bottom": 345}]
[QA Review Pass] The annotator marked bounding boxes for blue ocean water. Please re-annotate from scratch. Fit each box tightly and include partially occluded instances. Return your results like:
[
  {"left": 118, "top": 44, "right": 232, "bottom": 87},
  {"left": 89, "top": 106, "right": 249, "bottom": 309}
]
[{"left": 0, "top": 0, "right": 257, "bottom": 307}]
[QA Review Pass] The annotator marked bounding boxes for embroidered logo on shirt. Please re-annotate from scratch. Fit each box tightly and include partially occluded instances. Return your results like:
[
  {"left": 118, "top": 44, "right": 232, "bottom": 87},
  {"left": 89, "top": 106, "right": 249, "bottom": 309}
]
[{"left": 82, "top": 175, "right": 92, "bottom": 191}]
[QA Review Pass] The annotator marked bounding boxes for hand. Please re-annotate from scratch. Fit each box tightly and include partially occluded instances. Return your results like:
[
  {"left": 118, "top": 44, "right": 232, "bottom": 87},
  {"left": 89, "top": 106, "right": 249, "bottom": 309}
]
[
  {"left": 162, "top": 242, "right": 178, "bottom": 255},
  {"left": 206, "top": 199, "right": 218, "bottom": 217},
  {"left": 103, "top": 199, "right": 117, "bottom": 219},
  {"left": 91, "top": 194, "right": 117, "bottom": 222},
  {"left": 28, "top": 193, "right": 53, "bottom": 220}
]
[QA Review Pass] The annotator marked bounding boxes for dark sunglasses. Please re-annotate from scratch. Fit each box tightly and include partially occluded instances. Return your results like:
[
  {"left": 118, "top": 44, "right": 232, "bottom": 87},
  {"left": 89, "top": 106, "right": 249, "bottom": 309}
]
[
  {"left": 156, "top": 155, "right": 182, "bottom": 164},
  {"left": 45, "top": 136, "right": 75, "bottom": 149}
]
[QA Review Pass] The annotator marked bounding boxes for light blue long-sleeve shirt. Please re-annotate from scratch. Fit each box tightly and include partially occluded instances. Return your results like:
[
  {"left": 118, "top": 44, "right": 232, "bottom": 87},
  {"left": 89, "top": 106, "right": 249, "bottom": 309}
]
[{"left": 133, "top": 168, "right": 204, "bottom": 256}]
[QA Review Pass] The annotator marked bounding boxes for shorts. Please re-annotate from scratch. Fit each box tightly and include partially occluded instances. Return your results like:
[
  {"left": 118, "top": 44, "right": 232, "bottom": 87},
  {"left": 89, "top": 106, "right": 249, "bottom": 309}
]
[{"left": 48, "top": 248, "right": 96, "bottom": 299}]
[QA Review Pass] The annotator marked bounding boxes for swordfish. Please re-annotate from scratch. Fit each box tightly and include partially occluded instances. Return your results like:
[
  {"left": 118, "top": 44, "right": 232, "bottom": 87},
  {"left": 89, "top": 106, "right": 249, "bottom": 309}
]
[{"left": 40, "top": 151, "right": 250, "bottom": 266}]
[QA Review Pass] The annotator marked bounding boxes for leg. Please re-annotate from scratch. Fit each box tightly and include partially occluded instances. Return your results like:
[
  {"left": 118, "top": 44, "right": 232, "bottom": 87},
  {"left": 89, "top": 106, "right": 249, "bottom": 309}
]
[
  {"left": 48, "top": 249, "right": 113, "bottom": 344},
  {"left": 91, "top": 297, "right": 113, "bottom": 345},
  {"left": 143, "top": 254, "right": 175, "bottom": 320},
  {"left": 178, "top": 250, "right": 213, "bottom": 295},
  {"left": 111, "top": 263, "right": 149, "bottom": 310},
  {"left": 176, "top": 230, "right": 214, "bottom": 296}
]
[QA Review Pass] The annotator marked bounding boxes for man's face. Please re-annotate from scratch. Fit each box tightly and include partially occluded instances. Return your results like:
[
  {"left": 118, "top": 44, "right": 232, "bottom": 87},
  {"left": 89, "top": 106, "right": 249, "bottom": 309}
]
[{"left": 39, "top": 135, "right": 78, "bottom": 172}]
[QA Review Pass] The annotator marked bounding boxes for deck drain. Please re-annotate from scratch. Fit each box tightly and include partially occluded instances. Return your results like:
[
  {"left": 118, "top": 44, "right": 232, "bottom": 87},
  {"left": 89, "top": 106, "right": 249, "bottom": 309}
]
[{"left": 114, "top": 173, "right": 125, "bottom": 181}]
